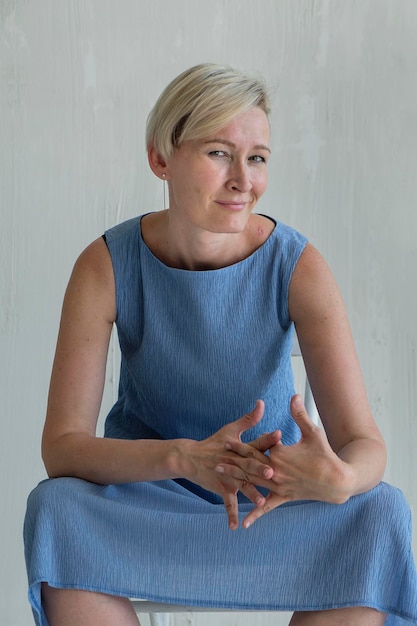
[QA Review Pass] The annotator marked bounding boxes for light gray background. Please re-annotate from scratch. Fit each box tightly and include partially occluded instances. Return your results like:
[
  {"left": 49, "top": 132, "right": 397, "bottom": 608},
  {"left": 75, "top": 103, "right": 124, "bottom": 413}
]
[{"left": 1, "top": 1, "right": 416, "bottom": 624}]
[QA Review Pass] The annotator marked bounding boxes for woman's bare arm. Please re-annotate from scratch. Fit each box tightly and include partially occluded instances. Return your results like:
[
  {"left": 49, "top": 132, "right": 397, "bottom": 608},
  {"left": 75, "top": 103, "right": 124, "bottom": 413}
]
[
  {"left": 42, "top": 237, "right": 180, "bottom": 483},
  {"left": 289, "top": 242, "right": 386, "bottom": 495}
]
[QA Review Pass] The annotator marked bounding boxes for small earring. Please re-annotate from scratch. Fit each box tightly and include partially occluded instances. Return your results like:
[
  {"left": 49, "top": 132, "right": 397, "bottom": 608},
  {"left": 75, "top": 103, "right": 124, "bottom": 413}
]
[{"left": 162, "top": 173, "right": 166, "bottom": 178}]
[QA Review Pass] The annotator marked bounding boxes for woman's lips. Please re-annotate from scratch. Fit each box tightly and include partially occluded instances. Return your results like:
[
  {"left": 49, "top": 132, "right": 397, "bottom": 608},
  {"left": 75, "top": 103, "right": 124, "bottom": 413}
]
[{"left": 216, "top": 201, "right": 247, "bottom": 211}]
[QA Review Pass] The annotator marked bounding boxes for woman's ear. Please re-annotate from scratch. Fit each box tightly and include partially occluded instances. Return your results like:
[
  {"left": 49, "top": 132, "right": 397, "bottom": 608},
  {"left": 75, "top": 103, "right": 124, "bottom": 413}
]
[{"left": 148, "top": 146, "right": 169, "bottom": 180}]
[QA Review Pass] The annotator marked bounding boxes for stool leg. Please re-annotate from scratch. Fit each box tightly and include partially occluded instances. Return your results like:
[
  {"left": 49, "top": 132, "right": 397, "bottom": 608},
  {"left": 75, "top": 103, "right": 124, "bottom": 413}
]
[{"left": 150, "top": 612, "right": 170, "bottom": 626}]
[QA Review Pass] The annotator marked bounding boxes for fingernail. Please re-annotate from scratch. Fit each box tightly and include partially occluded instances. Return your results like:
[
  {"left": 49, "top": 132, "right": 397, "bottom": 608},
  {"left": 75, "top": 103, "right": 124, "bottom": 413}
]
[
  {"left": 293, "top": 395, "right": 303, "bottom": 407},
  {"left": 225, "top": 443, "right": 232, "bottom": 450},
  {"left": 215, "top": 465, "right": 224, "bottom": 473},
  {"left": 243, "top": 520, "right": 251, "bottom": 529}
]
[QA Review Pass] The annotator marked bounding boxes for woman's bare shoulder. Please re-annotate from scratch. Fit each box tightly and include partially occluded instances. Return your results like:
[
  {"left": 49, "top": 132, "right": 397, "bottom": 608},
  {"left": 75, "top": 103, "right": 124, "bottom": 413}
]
[
  {"left": 246, "top": 213, "right": 276, "bottom": 249},
  {"left": 64, "top": 236, "right": 116, "bottom": 324}
]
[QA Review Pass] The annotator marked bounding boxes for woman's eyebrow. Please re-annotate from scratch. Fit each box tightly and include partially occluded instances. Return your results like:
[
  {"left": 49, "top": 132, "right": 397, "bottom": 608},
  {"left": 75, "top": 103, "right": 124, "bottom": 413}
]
[{"left": 203, "top": 138, "right": 271, "bottom": 153}]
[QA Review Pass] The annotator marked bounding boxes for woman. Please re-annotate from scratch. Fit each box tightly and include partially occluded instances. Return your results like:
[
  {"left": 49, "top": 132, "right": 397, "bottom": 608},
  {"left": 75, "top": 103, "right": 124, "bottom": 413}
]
[{"left": 24, "top": 64, "right": 417, "bottom": 625}]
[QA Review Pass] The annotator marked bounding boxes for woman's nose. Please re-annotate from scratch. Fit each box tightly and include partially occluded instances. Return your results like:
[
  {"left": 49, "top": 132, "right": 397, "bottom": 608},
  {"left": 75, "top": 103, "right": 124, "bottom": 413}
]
[{"left": 227, "top": 162, "right": 252, "bottom": 192}]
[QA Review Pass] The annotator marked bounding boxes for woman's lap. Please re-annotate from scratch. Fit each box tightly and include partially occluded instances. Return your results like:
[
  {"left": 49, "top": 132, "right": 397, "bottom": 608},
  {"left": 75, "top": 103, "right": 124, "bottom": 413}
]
[{"left": 23, "top": 478, "right": 417, "bottom": 626}]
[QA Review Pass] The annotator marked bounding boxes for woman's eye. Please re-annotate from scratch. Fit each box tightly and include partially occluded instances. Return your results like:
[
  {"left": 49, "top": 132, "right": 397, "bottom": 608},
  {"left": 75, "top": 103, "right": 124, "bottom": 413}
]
[
  {"left": 209, "top": 150, "right": 228, "bottom": 158},
  {"left": 250, "top": 155, "right": 266, "bottom": 163}
]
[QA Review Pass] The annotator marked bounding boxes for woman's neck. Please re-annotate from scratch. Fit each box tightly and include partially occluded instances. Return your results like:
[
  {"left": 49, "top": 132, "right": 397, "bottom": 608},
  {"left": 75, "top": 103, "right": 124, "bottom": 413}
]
[{"left": 141, "top": 210, "right": 274, "bottom": 271}]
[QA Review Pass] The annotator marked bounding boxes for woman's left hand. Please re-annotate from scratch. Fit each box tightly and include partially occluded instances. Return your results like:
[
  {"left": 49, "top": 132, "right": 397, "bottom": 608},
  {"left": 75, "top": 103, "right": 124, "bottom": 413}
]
[{"left": 217, "top": 395, "right": 353, "bottom": 528}]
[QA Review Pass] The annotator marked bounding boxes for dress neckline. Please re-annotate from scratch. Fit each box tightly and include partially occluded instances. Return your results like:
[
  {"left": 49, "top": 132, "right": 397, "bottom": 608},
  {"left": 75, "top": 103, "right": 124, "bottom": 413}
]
[{"left": 138, "top": 213, "right": 278, "bottom": 274}]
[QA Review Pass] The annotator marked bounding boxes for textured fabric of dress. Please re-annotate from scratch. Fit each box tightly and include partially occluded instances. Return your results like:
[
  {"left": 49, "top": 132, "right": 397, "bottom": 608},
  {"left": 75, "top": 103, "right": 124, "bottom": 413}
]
[{"left": 24, "top": 215, "right": 417, "bottom": 625}]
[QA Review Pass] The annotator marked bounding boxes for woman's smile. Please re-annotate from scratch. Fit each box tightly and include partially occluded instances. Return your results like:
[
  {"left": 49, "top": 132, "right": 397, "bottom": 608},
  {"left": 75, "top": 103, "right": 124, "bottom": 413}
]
[{"left": 215, "top": 200, "right": 248, "bottom": 211}]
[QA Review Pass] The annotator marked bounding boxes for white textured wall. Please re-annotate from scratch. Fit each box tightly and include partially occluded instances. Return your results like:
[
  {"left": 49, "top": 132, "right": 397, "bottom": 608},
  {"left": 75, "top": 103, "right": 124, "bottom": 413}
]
[{"left": 1, "top": 2, "right": 416, "bottom": 625}]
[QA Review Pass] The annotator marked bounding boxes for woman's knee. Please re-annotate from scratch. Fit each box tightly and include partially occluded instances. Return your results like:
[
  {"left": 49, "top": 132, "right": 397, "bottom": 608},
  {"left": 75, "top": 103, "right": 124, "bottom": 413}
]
[
  {"left": 26, "top": 477, "right": 88, "bottom": 518},
  {"left": 24, "top": 477, "right": 89, "bottom": 551},
  {"left": 365, "top": 482, "right": 412, "bottom": 535}
]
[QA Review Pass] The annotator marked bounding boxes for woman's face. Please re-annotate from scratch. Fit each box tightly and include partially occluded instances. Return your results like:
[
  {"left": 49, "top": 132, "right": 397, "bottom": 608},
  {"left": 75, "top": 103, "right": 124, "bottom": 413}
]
[{"left": 164, "top": 106, "right": 271, "bottom": 235}]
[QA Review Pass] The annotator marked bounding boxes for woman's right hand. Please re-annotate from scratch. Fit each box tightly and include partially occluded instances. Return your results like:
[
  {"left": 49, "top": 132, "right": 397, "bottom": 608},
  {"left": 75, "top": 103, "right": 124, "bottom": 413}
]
[{"left": 180, "top": 401, "right": 280, "bottom": 530}]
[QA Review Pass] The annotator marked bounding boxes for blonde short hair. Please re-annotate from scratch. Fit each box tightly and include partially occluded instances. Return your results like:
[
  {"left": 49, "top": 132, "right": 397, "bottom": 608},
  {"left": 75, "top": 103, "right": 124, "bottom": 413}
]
[{"left": 146, "top": 63, "right": 270, "bottom": 161}]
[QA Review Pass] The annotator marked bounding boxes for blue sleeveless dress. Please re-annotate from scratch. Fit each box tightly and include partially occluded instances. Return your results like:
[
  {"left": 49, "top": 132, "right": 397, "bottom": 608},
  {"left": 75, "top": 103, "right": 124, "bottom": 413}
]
[{"left": 24, "top": 215, "right": 417, "bottom": 625}]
